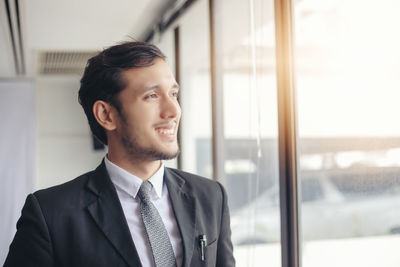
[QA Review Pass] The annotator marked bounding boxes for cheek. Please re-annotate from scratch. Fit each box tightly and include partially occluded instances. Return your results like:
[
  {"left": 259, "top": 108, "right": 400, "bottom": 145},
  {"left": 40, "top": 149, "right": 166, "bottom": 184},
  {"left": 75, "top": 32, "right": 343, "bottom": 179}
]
[
  {"left": 125, "top": 104, "right": 163, "bottom": 128},
  {"left": 129, "top": 109, "right": 157, "bottom": 129},
  {"left": 132, "top": 115, "right": 150, "bottom": 129}
]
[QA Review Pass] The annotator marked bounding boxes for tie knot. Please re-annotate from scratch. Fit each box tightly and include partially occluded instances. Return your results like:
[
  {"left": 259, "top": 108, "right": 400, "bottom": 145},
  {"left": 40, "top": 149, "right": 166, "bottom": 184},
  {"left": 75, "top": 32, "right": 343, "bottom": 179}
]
[{"left": 138, "top": 181, "right": 152, "bottom": 202}]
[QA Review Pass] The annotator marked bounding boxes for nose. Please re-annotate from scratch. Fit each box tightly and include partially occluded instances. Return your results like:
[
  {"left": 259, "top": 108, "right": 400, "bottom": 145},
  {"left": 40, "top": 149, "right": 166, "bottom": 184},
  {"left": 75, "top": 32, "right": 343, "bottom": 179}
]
[{"left": 160, "top": 95, "right": 181, "bottom": 120}]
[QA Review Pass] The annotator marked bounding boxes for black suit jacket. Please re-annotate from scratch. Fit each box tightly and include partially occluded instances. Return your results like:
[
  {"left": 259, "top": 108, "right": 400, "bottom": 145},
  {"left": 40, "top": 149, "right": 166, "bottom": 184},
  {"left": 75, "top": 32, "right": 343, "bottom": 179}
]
[{"left": 5, "top": 162, "right": 235, "bottom": 267}]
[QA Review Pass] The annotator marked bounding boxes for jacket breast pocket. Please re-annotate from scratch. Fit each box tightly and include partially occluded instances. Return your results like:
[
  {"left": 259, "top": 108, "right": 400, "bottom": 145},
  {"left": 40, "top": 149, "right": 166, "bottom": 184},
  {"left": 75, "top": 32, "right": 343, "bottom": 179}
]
[
  {"left": 204, "top": 238, "right": 218, "bottom": 266},
  {"left": 192, "top": 237, "right": 218, "bottom": 267}
]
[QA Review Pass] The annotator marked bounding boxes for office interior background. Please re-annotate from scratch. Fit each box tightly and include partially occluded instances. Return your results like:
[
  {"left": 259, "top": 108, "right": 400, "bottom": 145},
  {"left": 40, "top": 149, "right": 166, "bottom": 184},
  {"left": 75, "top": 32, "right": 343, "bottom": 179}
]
[{"left": 1, "top": 0, "right": 400, "bottom": 266}]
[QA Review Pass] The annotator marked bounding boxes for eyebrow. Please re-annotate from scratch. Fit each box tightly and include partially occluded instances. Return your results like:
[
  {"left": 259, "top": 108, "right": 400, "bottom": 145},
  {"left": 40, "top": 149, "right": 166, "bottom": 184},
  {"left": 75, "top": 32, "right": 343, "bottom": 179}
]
[{"left": 142, "top": 83, "right": 180, "bottom": 93}]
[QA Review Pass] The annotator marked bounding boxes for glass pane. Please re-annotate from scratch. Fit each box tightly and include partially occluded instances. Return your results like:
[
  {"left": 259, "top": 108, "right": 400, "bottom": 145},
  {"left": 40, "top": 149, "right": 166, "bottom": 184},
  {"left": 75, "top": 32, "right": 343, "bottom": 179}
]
[
  {"left": 214, "top": 0, "right": 281, "bottom": 266},
  {"left": 177, "top": 0, "right": 213, "bottom": 177},
  {"left": 295, "top": 0, "right": 400, "bottom": 266}
]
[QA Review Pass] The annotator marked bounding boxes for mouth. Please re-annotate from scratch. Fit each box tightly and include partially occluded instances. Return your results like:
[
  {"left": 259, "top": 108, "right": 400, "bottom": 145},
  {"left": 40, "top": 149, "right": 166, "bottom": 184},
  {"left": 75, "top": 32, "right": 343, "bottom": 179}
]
[{"left": 154, "top": 122, "right": 177, "bottom": 138}]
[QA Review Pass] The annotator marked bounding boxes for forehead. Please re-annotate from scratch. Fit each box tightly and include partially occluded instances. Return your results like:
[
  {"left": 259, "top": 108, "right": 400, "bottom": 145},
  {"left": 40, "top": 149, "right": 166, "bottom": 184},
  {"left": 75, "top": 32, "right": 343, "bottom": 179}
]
[{"left": 121, "top": 58, "right": 176, "bottom": 91}]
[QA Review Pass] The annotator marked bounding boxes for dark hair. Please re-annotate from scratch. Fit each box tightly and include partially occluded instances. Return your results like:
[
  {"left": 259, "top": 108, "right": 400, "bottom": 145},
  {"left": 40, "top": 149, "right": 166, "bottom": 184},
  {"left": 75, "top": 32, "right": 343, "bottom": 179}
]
[{"left": 78, "top": 41, "right": 166, "bottom": 145}]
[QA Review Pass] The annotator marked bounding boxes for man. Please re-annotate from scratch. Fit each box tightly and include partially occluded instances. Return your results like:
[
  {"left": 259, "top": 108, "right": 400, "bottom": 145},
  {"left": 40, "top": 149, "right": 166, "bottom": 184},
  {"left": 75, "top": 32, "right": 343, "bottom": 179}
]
[{"left": 5, "top": 42, "right": 235, "bottom": 267}]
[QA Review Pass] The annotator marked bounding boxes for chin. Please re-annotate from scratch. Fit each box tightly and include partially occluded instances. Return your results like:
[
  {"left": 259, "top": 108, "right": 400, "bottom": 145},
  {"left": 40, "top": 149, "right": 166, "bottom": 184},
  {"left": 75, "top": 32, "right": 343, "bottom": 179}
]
[{"left": 158, "top": 147, "right": 180, "bottom": 160}]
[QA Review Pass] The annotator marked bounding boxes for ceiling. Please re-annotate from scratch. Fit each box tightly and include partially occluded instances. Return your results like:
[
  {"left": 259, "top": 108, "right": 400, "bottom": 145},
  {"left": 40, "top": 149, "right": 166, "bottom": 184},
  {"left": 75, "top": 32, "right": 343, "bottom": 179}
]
[{"left": 0, "top": 0, "right": 176, "bottom": 78}]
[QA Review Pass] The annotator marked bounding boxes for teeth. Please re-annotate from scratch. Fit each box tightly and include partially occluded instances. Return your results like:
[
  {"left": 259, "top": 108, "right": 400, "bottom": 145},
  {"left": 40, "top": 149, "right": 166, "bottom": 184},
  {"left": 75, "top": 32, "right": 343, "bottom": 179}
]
[{"left": 157, "top": 129, "right": 174, "bottom": 135}]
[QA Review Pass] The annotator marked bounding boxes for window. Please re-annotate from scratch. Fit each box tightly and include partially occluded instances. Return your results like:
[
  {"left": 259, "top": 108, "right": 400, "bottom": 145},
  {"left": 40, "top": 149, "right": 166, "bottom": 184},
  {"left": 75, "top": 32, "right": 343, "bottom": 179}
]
[
  {"left": 213, "top": 0, "right": 281, "bottom": 265},
  {"left": 178, "top": 0, "right": 213, "bottom": 178},
  {"left": 155, "top": 0, "right": 400, "bottom": 266},
  {"left": 295, "top": 0, "right": 400, "bottom": 266}
]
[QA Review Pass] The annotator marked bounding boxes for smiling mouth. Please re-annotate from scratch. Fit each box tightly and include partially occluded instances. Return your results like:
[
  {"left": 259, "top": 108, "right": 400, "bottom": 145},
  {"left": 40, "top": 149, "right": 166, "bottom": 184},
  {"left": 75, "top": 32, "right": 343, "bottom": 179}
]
[
  {"left": 154, "top": 122, "right": 177, "bottom": 136},
  {"left": 156, "top": 128, "right": 175, "bottom": 135}
]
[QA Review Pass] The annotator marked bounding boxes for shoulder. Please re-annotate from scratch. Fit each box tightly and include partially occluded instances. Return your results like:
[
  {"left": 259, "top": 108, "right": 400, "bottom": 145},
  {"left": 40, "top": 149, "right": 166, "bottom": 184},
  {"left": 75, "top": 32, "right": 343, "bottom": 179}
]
[
  {"left": 165, "top": 168, "right": 226, "bottom": 202},
  {"left": 32, "top": 169, "right": 96, "bottom": 211},
  {"left": 166, "top": 167, "right": 221, "bottom": 189}
]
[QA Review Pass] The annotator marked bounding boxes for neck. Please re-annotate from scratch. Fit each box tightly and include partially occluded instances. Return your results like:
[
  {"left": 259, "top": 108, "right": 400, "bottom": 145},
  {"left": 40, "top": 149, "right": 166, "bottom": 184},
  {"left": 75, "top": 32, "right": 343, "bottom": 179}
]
[{"left": 107, "top": 150, "right": 162, "bottom": 181}]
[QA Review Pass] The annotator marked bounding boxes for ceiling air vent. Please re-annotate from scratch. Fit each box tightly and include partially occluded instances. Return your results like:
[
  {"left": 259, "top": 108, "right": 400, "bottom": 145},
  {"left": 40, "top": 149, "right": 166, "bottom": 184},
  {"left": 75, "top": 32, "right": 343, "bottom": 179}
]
[{"left": 38, "top": 50, "right": 98, "bottom": 75}]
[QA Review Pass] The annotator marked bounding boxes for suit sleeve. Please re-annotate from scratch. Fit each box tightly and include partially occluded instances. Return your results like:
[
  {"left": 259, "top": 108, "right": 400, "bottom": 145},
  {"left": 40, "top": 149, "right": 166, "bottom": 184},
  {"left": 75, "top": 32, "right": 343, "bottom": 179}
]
[
  {"left": 216, "top": 182, "right": 236, "bottom": 267},
  {"left": 4, "top": 194, "right": 54, "bottom": 267}
]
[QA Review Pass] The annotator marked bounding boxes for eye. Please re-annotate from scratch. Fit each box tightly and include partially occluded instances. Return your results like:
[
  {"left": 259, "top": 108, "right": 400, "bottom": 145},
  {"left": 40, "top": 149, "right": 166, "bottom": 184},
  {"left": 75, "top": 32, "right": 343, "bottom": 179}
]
[
  {"left": 145, "top": 93, "right": 158, "bottom": 99},
  {"left": 171, "top": 91, "right": 179, "bottom": 98}
]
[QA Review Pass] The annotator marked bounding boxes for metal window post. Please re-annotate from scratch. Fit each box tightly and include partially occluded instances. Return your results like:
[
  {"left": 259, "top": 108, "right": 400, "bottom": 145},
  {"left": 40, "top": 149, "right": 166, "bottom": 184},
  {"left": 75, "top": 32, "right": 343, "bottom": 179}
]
[{"left": 274, "top": 0, "right": 301, "bottom": 267}]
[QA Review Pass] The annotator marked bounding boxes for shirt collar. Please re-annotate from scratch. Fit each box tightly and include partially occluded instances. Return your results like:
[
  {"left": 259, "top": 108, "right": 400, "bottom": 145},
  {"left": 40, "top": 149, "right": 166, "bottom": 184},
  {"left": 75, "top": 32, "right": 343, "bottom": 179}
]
[{"left": 104, "top": 156, "right": 165, "bottom": 199}]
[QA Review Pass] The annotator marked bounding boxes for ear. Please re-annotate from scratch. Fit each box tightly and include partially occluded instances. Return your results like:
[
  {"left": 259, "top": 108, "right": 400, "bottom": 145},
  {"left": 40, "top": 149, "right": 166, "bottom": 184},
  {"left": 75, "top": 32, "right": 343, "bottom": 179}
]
[{"left": 93, "top": 100, "right": 117, "bottom": 131}]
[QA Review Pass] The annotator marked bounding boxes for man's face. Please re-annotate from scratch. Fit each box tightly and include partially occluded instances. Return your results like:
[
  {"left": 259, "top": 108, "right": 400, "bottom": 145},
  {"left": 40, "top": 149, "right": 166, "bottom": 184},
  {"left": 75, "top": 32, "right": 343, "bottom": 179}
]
[{"left": 114, "top": 58, "right": 181, "bottom": 161}]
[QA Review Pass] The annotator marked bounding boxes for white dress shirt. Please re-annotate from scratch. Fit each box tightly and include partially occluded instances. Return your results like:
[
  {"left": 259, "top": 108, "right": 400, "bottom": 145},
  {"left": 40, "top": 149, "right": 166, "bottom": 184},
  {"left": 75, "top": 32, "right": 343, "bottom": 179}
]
[{"left": 104, "top": 156, "right": 183, "bottom": 267}]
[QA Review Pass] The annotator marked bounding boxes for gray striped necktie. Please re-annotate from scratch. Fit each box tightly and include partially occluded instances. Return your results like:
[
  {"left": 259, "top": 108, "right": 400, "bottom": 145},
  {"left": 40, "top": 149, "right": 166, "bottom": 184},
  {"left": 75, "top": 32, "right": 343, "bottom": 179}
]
[{"left": 137, "top": 181, "right": 177, "bottom": 267}]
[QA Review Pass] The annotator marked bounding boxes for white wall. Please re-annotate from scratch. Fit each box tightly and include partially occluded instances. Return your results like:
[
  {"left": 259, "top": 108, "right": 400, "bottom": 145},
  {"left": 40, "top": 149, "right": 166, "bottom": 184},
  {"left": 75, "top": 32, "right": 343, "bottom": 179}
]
[
  {"left": 0, "top": 79, "right": 35, "bottom": 265},
  {"left": 36, "top": 76, "right": 105, "bottom": 189}
]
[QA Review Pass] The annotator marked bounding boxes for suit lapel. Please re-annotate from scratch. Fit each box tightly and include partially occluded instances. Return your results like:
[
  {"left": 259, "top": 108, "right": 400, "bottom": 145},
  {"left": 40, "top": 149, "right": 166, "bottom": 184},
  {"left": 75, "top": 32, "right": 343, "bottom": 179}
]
[
  {"left": 86, "top": 162, "right": 142, "bottom": 267},
  {"left": 165, "top": 168, "right": 197, "bottom": 267}
]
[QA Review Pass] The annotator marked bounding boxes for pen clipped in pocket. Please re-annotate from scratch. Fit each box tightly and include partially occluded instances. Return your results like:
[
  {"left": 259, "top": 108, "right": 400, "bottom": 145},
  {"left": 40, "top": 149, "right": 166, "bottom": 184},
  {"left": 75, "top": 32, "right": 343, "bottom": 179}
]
[{"left": 198, "top": 235, "right": 217, "bottom": 263}]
